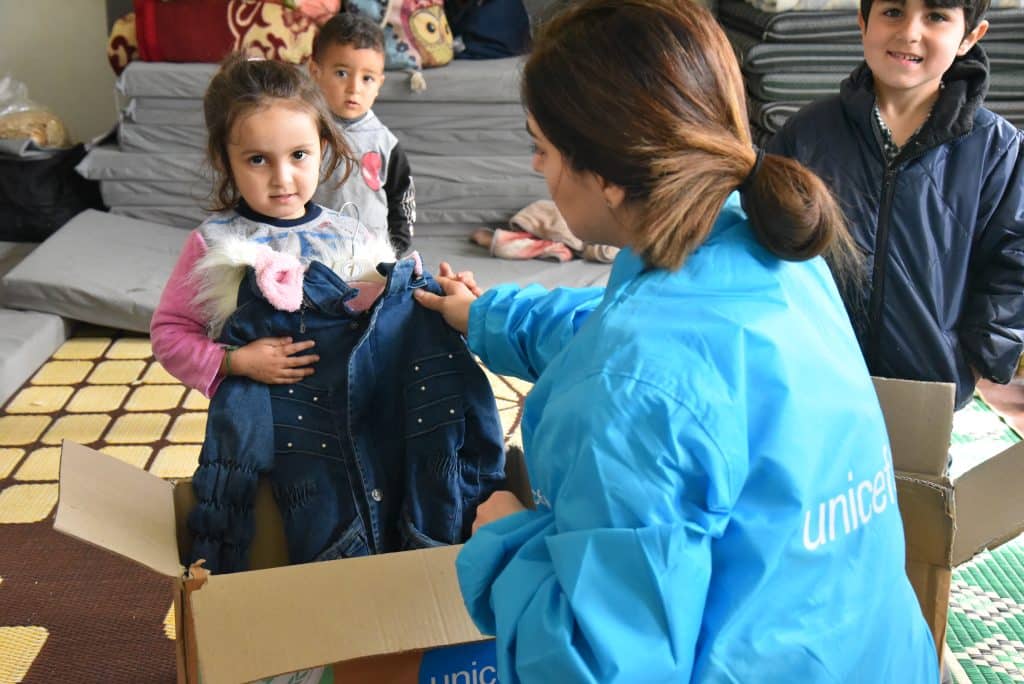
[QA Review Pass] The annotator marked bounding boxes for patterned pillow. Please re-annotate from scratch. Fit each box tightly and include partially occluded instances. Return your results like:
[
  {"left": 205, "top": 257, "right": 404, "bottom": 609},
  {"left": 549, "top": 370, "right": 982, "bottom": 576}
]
[
  {"left": 344, "top": 0, "right": 453, "bottom": 71},
  {"left": 106, "top": 0, "right": 333, "bottom": 75}
]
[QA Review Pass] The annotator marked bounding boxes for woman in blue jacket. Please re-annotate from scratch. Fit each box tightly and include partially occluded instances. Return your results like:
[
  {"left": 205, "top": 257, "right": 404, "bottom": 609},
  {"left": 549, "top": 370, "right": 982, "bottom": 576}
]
[{"left": 415, "top": 0, "right": 938, "bottom": 681}]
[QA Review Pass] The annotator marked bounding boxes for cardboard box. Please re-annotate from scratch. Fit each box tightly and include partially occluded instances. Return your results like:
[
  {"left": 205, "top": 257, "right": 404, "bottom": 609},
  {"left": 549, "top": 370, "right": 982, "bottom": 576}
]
[
  {"left": 54, "top": 379, "right": 1024, "bottom": 680},
  {"left": 54, "top": 439, "right": 531, "bottom": 683},
  {"left": 875, "top": 377, "right": 1024, "bottom": 653}
]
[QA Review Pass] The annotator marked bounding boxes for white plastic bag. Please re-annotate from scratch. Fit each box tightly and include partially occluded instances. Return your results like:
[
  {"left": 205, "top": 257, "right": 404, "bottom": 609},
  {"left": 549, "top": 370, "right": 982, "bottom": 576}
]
[{"left": 0, "top": 75, "right": 69, "bottom": 147}]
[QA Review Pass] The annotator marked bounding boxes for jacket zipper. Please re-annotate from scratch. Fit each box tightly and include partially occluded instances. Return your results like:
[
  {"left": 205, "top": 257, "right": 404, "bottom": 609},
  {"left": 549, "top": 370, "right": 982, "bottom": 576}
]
[
  {"left": 299, "top": 294, "right": 310, "bottom": 334},
  {"left": 865, "top": 131, "right": 936, "bottom": 366},
  {"left": 866, "top": 165, "right": 897, "bottom": 367}
]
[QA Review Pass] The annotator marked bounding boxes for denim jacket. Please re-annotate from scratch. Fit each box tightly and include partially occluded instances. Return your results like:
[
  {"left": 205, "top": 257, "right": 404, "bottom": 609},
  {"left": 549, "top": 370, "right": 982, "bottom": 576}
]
[{"left": 189, "top": 256, "right": 507, "bottom": 573}]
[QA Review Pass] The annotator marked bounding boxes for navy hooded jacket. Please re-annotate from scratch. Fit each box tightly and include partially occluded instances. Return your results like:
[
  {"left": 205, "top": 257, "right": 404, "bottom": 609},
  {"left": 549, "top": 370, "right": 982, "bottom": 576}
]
[{"left": 768, "top": 45, "right": 1024, "bottom": 407}]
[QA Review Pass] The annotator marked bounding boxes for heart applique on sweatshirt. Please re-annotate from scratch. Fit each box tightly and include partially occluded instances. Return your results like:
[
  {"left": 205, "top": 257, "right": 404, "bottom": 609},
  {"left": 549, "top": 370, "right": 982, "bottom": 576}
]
[{"left": 361, "top": 151, "right": 383, "bottom": 191}]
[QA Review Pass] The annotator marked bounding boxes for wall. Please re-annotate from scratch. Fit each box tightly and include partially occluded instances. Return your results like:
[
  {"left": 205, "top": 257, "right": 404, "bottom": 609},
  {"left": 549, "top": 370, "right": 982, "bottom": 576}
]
[{"left": 0, "top": 0, "right": 117, "bottom": 143}]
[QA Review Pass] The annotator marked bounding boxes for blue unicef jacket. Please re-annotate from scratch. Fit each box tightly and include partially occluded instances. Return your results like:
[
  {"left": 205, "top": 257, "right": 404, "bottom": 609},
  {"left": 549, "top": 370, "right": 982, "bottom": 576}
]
[
  {"left": 456, "top": 193, "right": 937, "bottom": 682},
  {"left": 190, "top": 256, "right": 507, "bottom": 573}
]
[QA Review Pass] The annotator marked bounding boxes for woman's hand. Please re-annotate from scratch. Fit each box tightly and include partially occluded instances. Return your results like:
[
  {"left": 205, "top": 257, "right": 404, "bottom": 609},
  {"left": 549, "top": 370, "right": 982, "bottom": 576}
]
[
  {"left": 226, "top": 336, "right": 319, "bottom": 384},
  {"left": 438, "top": 262, "right": 483, "bottom": 297},
  {"left": 413, "top": 261, "right": 479, "bottom": 334},
  {"left": 471, "top": 490, "right": 527, "bottom": 535}
]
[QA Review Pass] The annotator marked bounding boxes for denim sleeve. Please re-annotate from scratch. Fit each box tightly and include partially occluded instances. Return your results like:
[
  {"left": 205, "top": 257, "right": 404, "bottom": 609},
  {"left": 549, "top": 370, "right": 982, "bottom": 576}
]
[
  {"left": 960, "top": 129, "right": 1024, "bottom": 383},
  {"left": 456, "top": 373, "right": 735, "bottom": 683},
  {"left": 457, "top": 350, "right": 508, "bottom": 529},
  {"left": 188, "top": 378, "right": 276, "bottom": 573},
  {"left": 467, "top": 284, "right": 603, "bottom": 382}
]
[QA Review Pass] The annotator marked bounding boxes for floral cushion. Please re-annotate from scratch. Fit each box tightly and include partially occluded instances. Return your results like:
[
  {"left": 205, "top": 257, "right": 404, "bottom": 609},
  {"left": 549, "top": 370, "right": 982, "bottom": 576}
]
[{"left": 106, "top": 0, "right": 337, "bottom": 75}]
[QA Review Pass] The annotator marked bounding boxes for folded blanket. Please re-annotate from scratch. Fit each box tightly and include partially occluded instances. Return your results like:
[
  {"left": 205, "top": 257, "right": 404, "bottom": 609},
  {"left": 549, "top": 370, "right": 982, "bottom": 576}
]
[{"left": 471, "top": 200, "right": 620, "bottom": 264}]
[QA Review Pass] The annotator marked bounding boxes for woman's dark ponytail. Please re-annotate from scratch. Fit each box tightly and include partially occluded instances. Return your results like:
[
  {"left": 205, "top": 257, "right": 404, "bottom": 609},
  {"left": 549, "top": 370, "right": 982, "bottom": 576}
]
[{"left": 741, "top": 150, "right": 862, "bottom": 287}]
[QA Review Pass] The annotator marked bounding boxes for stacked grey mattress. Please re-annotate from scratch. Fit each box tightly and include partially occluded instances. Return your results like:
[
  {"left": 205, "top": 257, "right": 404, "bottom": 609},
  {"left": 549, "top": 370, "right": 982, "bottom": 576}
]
[
  {"left": 78, "top": 59, "right": 546, "bottom": 234},
  {"left": 720, "top": 0, "right": 1024, "bottom": 142},
  {"left": 0, "top": 243, "right": 74, "bottom": 406}
]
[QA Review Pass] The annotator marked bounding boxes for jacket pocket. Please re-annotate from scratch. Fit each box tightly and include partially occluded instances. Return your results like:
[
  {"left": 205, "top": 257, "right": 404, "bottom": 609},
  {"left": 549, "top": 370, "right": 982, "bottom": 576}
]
[
  {"left": 313, "top": 518, "right": 371, "bottom": 561},
  {"left": 405, "top": 351, "right": 468, "bottom": 437},
  {"left": 399, "top": 508, "right": 450, "bottom": 551},
  {"left": 271, "top": 381, "right": 342, "bottom": 462}
]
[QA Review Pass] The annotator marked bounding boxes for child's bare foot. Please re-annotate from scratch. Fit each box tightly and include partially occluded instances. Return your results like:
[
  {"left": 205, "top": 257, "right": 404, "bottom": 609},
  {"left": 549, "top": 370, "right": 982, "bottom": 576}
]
[{"left": 471, "top": 228, "right": 494, "bottom": 248}]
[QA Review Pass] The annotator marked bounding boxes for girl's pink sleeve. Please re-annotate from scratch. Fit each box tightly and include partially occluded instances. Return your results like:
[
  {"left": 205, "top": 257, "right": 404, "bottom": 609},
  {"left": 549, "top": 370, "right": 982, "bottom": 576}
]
[{"left": 150, "top": 230, "right": 226, "bottom": 398}]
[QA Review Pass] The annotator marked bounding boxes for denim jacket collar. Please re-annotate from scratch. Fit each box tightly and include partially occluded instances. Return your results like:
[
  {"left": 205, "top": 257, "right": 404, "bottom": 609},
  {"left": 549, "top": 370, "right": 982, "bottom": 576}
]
[
  {"left": 240, "top": 254, "right": 424, "bottom": 317},
  {"left": 378, "top": 252, "right": 426, "bottom": 298}
]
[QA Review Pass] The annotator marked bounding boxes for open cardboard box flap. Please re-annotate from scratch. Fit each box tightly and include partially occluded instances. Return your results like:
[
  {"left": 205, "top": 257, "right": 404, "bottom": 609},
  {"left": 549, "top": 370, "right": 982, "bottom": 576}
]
[
  {"left": 874, "top": 376, "right": 1024, "bottom": 653},
  {"left": 874, "top": 377, "right": 1024, "bottom": 565},
  {"left": 54, "top": 439, "right": 182, "bottom": 578},
  {"left": 55, "top": 439, "right": 490, "bottom": 683},
  {"left": 873, "top": 377, "right": 956, "bottom": 477},
  {"left": 950, "top": 439, "right": 1024, "bottom": 564}
]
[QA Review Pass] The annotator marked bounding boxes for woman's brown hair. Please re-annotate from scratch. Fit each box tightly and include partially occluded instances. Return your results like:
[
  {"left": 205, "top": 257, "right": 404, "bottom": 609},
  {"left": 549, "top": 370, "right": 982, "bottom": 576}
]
[
  {"left": 523, "top": 0, "right": 860, "bottom": 280},
  {"left": 203, "top": 52, "right": 353, "bottom": 212}
]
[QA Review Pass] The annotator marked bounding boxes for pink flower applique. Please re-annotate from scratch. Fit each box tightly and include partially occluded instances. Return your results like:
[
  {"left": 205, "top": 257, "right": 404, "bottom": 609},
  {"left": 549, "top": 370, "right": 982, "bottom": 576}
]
[{"left": 254, "top": 248, "right": 304, "bottom": 312}]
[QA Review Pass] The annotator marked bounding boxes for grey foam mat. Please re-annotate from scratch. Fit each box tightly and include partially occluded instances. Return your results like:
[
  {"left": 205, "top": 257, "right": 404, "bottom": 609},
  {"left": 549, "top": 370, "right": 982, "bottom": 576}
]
[
  {"left": 1, "top": 211, "right": 188, "bottom": 334},
  {"left": 729, "top": 29, "right": 1024, "bottom": 74},
  {"left": 118, "top": 120, "right": 529, "bottom": 157},
  {"left": 719, "top": 0, "right": 1024, "bottom": 43},
  {"left": 412, "top": 234, "right": 611, "bottom": 292},
  {"left": 0, "top": 242, "right": 73, "bottom": 406},
  {"left": 117, "top": 57, "right": 525, "bottom": 103}
]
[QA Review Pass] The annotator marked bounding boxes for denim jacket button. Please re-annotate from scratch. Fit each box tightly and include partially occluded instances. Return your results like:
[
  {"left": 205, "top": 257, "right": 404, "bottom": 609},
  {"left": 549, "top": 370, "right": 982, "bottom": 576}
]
[
  {"left": 448, "top": 354, "right": 453, "bottom": 359},
  {"left": 420, "top": 385, "right": 426, "bottom": 391},
  {"left": 371, "top": 488, "right": 383, "bottom": 502},
  {"left": 417, "top": 417, "right": 423, "bottom": 424},
  {"left": 287, "top": 442, "right": 293, "bottom": 448},
  {"left": 349, "top": 321, "right": 360, "bottom": 331},
  {"left": 414, "top": 365, "right": 420, "bottom": 372},
  {"left": 298, "top": 415, "right": 303, "bottom": 421},
  {"left": 288, "top": 388, "right": 294, "bottom": 394},
  {"left": 321, "top": 443, "right": 327, "bottom": 449},
  {"left": 449, "top": 408, "right": 455, "bottom": 415},
  {"left": 313, "top": 396, "right": 318, "bottom": 402}
]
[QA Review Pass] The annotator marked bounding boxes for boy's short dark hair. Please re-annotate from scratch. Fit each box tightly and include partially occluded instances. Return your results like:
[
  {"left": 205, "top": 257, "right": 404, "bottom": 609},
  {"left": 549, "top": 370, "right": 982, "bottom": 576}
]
[
  {"left": 859, "top": 0, "right": 990, "bottom": 32},
  {"left": 312, "top": 12, "right": 386, "bottom": 62}
]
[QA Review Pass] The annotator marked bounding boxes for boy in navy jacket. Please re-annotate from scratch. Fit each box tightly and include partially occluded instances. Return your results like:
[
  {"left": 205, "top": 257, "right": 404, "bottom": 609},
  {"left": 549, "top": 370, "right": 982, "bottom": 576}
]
[{"left": 768, "top": 0, "right": 1024, "bottom": 408}]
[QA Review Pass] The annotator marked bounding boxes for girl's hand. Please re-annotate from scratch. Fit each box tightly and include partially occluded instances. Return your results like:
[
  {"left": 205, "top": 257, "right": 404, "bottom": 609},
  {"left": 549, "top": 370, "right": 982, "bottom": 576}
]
[
  {"left": 471, "top": 491, "right": 527, "bottom": 535},
  {"left": 413, "top": 262, "right": 478, "bottom": 334},
  {"left": 226, "top": 336, "right": 319, "bottom": 384}
]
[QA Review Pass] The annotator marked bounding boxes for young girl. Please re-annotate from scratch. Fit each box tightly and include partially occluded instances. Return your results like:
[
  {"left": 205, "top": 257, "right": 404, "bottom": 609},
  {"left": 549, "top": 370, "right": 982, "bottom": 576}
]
[
  {"left": 416, "top": 0, "right": 938, "bottom": 681},
  {"left": 150, "top": 53, "right": 396, "bottom": 397},
  {"left": 151, "top": 54, "right": 506, "bottom": 579}
]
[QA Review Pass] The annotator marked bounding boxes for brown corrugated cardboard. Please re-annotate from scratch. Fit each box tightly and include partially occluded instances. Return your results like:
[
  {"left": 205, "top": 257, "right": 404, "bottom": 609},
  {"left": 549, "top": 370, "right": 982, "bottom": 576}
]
[
  {"left": 875, "top": 377, "right": 1024, "bottom": 654},
  {"left": 55, "top": 439, "right": 181, "bottom": 578},
  {"left": 55, "top": 377, "right": 1024, "bottom": 680},
  {"left": 55, "top": 439, "right": 524, "bottom": 683}
]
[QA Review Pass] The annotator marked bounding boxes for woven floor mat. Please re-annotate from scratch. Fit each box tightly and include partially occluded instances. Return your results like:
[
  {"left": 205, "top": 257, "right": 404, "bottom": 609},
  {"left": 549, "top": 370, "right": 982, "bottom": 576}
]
[
  {"left": 948, "top": 538, "right": 1024, "bottom": 683},
  {"left": 0, "top": 327, "right": 530, "bottom": 683},
  {"left": 947, "top": 397, "right": 1024, "bottom": 683}
]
